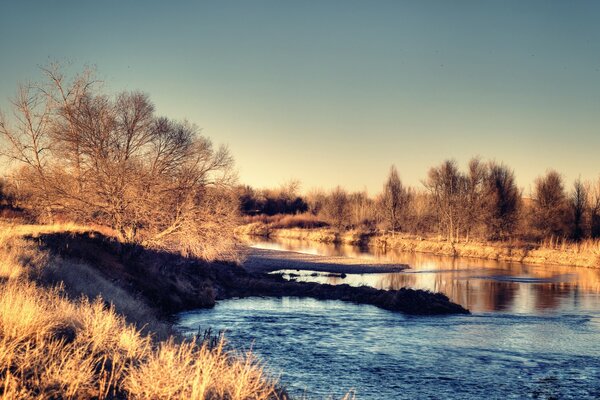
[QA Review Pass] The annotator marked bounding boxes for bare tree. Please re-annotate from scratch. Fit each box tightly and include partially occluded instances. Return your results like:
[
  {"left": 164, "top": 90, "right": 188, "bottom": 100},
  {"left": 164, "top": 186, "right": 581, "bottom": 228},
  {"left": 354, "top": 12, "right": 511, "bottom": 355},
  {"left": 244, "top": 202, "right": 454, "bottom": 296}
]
[
  {"left": 482, "top": 162, "right": 520, "bottom": 240},
  {"left": 322, "top": 186, "right": 350, "bottom": 232},
  {"left": 349, "top": 190, "right": 376, "bottom": 229},
  {"left": 463, "top": 158, "right": 487, "bottom": 241},
  {"left": 588, "top": 176, "right": 600, "bottom": 238},
  {"left": 306, "top": 189, "right": 327, "bottom": 216},
  {"left": 569, "top": 178, "right": 588, "bottom": 240},
  {"left": 380, "top": 165, "right": 409, "bottom": 234},
  {"left": 0, "top": 66, "right": 237, "bottom": 260},
  {"left": 531, "top": 170, "right": 569, "bottom": 239},
  {"left": 424, "top": 160, "right": 465, "bottom": 241},
  {"left": 404, "top": 189, "right": 436, "bottom": 235}
]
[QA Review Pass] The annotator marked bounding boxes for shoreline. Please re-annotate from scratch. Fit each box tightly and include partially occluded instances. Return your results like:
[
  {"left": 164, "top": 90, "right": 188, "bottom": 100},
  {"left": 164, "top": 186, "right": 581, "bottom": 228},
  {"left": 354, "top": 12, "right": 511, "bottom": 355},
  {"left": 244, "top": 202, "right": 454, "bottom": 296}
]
[
  {"left": 0, "top": 223, "right": 469, "bottom": 398},
  {"left": 242, "top": 247, "right": 408, "bottom": 274},
  {"left": 236, "top": 225, "right": 600, "bottom": 269},
  {"left": 25, "top": 227, "right": 467, "bottom": 317}
]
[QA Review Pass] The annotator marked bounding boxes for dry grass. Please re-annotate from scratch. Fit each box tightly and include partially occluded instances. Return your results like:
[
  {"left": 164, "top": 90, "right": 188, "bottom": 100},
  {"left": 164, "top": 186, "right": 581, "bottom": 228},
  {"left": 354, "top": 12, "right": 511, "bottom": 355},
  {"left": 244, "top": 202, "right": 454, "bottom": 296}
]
[
  {"left": 125, "top": 339, "right": 274, "bottom": 400},
  {"left": 0, "top": 224, "right": 281, "bottom": 399},
  {"left": 0, "top": 221, "right": 113, "bottom": 246},
  {"left": 240, "top": 214, "right": 327, "bottom": 230},
  {"left": 374, "top": 234, "right": 600, "bottom": 268},
  {"left": 0, "top": 232, "right": 49, "bottom": 280},
  {"left": 239, "top": 223, "right": 600, "bottom": 269},
  {"left": 539, "top": 236, "right": 600, "bottom": 253}
]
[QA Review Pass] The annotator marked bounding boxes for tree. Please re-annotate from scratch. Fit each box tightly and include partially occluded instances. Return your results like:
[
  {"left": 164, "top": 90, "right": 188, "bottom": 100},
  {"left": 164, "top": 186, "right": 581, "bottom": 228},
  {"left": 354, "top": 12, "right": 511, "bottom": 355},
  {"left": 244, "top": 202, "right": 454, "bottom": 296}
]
[
  {"left": 531, "top": 170, "right": 569, "bottom": 238},
  {"left": 381, "top": 165, "right": 409, "bottom": 234},
  {"left": 306, "top": 189, "right": 327, "bottom": 216},
  {"left": 349, "top": 191, "right": 376, "bottom": 229},
  {"left": 482, "top": 162, "right": 520, "bottom": 240},
  {"left": 322, "top": 186, "right": 350, "bottom": 231},
  {"left": 569, "top": 178, "right": 587, "bottom": 240},
  {"left": 463, "top": 158, "right": 487, "bottom": 240},
  {"left": 588, "top": 176, "right": 600, "bottom": 238},
  {"left": 424, "top": 160, "right": 465, "bottom": 241},
  {"left": 0, "top": 66, "right": 237, "bottom": 260}
]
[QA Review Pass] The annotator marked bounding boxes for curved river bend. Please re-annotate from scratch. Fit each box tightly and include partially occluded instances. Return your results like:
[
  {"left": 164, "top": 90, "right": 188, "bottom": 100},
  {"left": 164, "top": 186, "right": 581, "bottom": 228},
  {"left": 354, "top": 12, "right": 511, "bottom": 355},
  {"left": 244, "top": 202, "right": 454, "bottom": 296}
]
[{"left": 176, "top": 238, "right": 600, "bottom": 399}]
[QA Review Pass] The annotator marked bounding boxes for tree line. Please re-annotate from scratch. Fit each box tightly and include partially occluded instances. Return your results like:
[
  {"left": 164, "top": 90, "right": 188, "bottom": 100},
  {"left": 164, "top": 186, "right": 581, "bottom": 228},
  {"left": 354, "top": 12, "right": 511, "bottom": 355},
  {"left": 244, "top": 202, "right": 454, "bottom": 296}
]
[
  {"left": 3, "top": 67, "right": 598, "bottom": 253},
  {"left": 239, "top": 161, "right": 600, "bottom": 243}
]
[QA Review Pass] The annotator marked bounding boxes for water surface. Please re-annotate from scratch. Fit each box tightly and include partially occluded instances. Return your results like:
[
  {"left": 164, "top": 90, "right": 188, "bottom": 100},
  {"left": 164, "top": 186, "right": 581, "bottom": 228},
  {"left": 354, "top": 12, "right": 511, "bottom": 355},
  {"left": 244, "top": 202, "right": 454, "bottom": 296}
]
[
  {"left": 177, "top": 237, "right": 600, "bottom": 399},
  {"left": 252, "top": 238, "right": 600, "bottom": 314}
]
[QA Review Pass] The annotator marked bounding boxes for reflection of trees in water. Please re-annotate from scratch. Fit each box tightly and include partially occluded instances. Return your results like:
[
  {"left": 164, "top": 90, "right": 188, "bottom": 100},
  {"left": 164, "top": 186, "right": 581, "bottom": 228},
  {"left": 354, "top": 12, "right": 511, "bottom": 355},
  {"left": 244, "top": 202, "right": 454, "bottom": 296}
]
[
  {"left": 378, "top": 273, "right": 518, "bottom": 312},
  {"left": 480, "top": 281, "right": 517, "bottom": 312},
  {"left": 254, "top": 237, "right": 600, "bottom": 312},
  {"left": 532, "top": 283, "right": 574, "bottom": 310}
]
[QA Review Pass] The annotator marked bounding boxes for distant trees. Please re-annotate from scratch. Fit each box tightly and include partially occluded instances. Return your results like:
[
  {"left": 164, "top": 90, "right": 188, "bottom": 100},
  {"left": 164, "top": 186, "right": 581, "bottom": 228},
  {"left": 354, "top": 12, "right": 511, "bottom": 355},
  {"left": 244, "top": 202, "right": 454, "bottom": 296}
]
[
  {"left": 322, "top": 186, "right": 350, "bottom": 231},
  {"left": 531, "top": 170, "right": 570, "bottom": 238},
  {"left": 590, "top": 177, "right": 600, "bottom": 238},
  {"left": 237, "top": 180, "right": 308, "bottom": 216},
  {"left": 348, "top": 191, "right": 376, "bottom": 229},
  {"left": 0, "top": 65, "right": 237, "bottom": 260},
  {"left": 380, "top": 165, "right": 410, "bottom": 234},
  {"left": 305, "top": 189, "right": 327, "bottom": 216},
  {"left": 569, "top": 178, "right": 587, "bottom": 240},
  {"left": 3, "top": 68, "right": 594, "bottom": 249},
  {"left": 424, "top": 160, "right": 465, "bottom": 241},
  {"left": 482, "top": 162, "right": 520, "bottom": 240},
  {"left": 422, "top": 159, "right": 522, "bottom": 242},
  {"left": 237, "top": 158, "right": 597, "bottom": 244},
  {"left": 463, "top": 158, "right": 487, "bottom": 240}
]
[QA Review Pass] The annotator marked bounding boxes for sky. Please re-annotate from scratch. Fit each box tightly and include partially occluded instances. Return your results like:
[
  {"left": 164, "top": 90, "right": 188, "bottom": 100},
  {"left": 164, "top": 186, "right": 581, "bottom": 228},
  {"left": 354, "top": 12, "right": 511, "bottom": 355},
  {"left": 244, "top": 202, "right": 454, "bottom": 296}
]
[{"left": 1, "top": 1, "right": 599, "bottom": 194}]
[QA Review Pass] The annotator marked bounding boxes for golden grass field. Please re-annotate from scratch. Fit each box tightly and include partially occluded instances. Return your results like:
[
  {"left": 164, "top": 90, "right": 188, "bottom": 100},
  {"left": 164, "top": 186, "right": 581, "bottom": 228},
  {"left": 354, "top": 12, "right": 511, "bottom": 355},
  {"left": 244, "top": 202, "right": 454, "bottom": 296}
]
[{"left": 0, "top": 223, "right": 282, "bottom": 400}]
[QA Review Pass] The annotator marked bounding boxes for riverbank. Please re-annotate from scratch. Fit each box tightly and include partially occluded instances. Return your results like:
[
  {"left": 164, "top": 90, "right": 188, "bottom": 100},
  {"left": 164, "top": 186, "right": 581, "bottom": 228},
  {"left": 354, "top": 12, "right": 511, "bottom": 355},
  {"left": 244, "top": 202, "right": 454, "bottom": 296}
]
[
  {"left": 243, "top": 247, "right": 408, "bottom": 274},
  {"left": 236, "top": 224, "right": 600, "bottom": 269},
  {"left": 0, "top": 224, "right": 468, "bottom": 399},
  {"left": 0, "top": 224, "right": 280, "bottom": 400}
]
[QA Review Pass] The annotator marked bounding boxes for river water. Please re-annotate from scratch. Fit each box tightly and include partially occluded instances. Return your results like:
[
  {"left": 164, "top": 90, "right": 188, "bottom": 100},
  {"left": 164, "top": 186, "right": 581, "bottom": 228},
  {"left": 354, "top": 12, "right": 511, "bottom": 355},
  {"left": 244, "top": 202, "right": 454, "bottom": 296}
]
[{"left": 176, "top": 238, "right": 600, "bottom": 399}]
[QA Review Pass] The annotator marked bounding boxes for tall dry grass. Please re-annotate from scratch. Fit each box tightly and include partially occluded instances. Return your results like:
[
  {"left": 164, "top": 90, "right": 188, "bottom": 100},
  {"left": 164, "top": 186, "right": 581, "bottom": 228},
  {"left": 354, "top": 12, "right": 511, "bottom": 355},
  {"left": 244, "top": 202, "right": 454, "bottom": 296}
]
[
  {"left": 238, "top": 221, "right": 600, "bottom": 268},
  {"left": 0, "top": 224, "right": 282, "bottom": 399},
  {"left": 240, "top": 214, "right": 328, "bottom": 230}
]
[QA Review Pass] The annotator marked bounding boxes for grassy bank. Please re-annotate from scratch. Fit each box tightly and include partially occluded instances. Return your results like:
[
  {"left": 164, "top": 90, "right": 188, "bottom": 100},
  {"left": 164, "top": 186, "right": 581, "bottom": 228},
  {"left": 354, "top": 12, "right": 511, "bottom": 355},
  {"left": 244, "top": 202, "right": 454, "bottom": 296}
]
[
  {"left": 1, "top": 222, "right": 466, "bottom": 398},
  {"left": 0, "top": 223, "right": 281, "bottom": 399},
  {"left": 236, "top": 223, "right": 600, "bottom": 269}
]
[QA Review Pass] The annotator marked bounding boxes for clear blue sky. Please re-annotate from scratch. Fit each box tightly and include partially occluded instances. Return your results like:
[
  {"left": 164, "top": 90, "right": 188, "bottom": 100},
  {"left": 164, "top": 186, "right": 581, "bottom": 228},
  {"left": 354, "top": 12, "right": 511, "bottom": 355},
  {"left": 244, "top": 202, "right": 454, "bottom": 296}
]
[{"left": 1, "top": 1, "right": 599, "bottom": 194}]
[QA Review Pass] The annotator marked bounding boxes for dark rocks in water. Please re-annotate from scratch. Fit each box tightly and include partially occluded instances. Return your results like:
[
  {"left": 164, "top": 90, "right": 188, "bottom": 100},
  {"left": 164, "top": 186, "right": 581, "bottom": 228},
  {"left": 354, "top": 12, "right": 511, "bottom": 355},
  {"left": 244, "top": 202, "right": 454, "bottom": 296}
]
[
  {"left": 36, "top": 231, "right": 469, "bottom": 317},
  {"left": 310, "top": 272, "right": 319, "bottom": 277},
  {"left": 323, "top": 272, "right": 346, "bottom": 279}
]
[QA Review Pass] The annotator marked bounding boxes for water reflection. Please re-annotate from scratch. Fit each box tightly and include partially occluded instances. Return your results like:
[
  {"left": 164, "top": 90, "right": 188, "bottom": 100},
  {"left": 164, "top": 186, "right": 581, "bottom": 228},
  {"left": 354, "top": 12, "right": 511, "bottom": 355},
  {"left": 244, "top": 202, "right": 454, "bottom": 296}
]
[{"left": 247, "top": 237, "right": 600, "bottom": 314}]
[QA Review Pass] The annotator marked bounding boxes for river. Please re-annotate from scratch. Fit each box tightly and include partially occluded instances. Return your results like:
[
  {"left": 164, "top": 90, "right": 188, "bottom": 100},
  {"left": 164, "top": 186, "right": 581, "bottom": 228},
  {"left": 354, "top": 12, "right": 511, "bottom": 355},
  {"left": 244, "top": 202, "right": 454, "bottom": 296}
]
[{"left": 176, "top": 237, "right": 600, "bottom": 399}]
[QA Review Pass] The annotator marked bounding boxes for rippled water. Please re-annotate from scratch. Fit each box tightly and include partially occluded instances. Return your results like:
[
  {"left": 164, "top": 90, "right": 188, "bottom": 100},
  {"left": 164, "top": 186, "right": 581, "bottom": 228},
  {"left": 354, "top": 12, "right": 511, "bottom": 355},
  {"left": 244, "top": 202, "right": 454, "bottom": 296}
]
[{"left": 176, "top": 238, "right": 600, "bottom": 399}]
